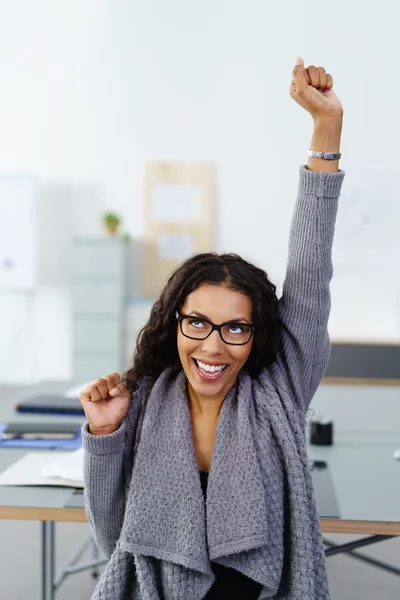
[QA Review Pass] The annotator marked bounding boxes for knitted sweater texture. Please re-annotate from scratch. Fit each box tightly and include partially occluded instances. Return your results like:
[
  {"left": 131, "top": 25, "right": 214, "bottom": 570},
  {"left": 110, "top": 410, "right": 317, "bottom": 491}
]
[{"left": 83, "top": 166, "right": 345, "bottom": 599}]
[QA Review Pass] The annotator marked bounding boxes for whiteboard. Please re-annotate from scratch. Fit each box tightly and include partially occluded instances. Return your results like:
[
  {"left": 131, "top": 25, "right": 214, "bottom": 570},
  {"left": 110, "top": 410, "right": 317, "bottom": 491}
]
[
  {"left": 333, "top": 172, "right": 400, "bottom": 275},
  {"left": 0, "top": 175, "right": 37, "bottom": 291}
]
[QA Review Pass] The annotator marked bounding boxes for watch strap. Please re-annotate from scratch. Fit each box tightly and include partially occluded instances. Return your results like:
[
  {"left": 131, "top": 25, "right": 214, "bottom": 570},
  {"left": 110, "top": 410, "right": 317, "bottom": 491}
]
[{"left": 308, "top": 150, "right": 341, "bottom": 160}]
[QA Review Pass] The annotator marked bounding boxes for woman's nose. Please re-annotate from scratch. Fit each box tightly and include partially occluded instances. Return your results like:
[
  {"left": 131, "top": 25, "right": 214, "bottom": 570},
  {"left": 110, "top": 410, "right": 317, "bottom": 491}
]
[{"left": 201, "top": 330, "right": 224, "bottom": 354}]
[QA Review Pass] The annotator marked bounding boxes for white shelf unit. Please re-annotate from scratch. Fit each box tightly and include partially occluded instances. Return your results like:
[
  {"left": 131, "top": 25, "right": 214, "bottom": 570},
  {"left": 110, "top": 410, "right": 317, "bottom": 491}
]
[{"left": 71, "top": 238, "right": 126, "bottom": 380}]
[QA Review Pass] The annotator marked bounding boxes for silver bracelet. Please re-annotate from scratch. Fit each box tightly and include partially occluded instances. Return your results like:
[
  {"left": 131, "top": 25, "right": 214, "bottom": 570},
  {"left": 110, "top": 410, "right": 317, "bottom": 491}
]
[{"left": 308, "top": 150, "right": 341, "bottom": 161}]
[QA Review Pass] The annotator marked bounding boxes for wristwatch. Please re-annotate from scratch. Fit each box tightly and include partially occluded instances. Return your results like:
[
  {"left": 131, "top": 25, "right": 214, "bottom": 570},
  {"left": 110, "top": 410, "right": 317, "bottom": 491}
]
[{"left": 308, "top": 150, "right": 341, "bottom": 160}]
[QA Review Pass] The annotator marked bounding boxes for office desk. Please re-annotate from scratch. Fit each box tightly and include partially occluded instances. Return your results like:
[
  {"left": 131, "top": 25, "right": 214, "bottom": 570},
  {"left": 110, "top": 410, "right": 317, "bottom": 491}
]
[
  {"left": 0, "top": 382, "right": 96, "bottom": 600},
  {"left": 1, "top": 382, "right": 400, "bottom": 598},
  {"left": 309, "top": 383, "right": 400, "bottom": 575},
  {"left": 0, "top": 382, "right": 86, "bottom": 522}
]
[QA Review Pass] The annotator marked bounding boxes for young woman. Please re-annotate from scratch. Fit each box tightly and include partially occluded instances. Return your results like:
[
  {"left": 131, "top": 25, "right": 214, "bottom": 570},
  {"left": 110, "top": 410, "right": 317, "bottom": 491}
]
[{"left": 80, "top": 57, "right": 344, "bottom": 599}]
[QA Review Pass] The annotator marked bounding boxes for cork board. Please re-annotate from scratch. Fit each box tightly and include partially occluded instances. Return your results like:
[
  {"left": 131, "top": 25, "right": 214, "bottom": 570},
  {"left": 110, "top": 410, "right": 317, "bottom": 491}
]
[{"left": 141, "top": 161, "right": 215, "bottom": 298}]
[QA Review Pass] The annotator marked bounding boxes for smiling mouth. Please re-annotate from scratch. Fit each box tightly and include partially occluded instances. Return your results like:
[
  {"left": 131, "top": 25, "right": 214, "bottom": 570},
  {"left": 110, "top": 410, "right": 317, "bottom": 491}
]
[{"left": 192, "top": 358, "right": 228, "bottom": 380}]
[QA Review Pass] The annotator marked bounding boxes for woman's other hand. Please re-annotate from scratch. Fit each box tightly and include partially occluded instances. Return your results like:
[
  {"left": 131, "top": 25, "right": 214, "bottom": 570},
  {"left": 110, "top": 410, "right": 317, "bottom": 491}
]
[{"left": 79, "top": 373, "right": 130, "bottom": 435}]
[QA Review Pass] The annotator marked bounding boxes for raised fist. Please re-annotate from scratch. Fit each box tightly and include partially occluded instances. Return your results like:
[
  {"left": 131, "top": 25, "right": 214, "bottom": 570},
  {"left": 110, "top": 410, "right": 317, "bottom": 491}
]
[
  {"left": 290, "top": 57, "right": 343, "bottom": 120},
  {"left": 79, "top": 373, "right": 130, "bottom": 435}
]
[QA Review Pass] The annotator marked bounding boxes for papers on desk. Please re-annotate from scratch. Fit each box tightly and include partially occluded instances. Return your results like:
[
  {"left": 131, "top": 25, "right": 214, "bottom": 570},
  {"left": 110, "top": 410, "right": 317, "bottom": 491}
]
[
  {"left": 0, "top": 448, "right": 84, "bottom": 488},
  {"left": 13, "top": 381, "right": 92, "bottom": 417},
  {"left": 0, "top": 423, "right": 82, "bottom": 449},
  {"left": 41, "top": 447, "right": 84, "bottom": 483}
]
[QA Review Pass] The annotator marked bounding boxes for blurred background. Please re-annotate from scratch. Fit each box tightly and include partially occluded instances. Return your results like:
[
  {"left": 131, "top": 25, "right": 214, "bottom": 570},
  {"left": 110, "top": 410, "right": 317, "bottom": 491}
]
[
  {"left": 1, "top": 0, "right": 399, "bottom": 384},
  {"left": 1, "top": 2, "right": 400, "bottom": 599}
]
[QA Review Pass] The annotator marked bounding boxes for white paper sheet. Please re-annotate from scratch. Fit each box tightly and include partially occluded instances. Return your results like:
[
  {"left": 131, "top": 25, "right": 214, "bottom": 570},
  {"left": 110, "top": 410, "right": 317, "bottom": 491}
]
[
  {"left": 152, "top": 184, "right": 202, "bottom": 222},
  {"left": 0, "top": 450, "right": 83, "bottom": 488},
  {"left": 157, "top": 233, "right": 194, "bottom": 260},
  {"left": 41, "top": 447, "right": 83, "bottom": 482}
]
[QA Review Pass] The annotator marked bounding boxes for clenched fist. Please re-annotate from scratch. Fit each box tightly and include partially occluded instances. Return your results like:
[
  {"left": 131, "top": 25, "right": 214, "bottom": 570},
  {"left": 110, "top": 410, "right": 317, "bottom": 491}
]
[
  {"left": 79, "top": 373, "right": 130, "bottom": 435},
  {"left": 290, "top": 57, "right": 343, "bottom": 120}
]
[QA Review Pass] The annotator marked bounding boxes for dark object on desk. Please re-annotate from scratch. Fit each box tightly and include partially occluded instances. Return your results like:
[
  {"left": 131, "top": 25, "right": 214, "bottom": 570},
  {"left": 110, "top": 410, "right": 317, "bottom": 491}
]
[
  {"left": 310, "top": 460, "right": 340, "bottom": 518},
  {"left": 15, "top": 394, "right": 85, "bottom": 416},
  {"left": 310, "top": 417, "right": 333, "bottom": 446},
  {"left": 1, "top": 421, "right": 82, "bottom": 440},
  {"left": 64, "top": 489, "right": 84, "bottom": 508}
]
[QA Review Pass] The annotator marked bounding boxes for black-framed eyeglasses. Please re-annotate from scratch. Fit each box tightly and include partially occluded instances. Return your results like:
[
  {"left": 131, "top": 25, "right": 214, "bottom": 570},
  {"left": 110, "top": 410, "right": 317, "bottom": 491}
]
[{"left": 176, "top": 311, "right": 254, "bottom": 346}]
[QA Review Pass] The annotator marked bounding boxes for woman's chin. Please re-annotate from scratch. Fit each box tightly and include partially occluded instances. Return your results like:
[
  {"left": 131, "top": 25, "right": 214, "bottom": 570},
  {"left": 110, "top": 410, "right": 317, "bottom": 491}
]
[
  {"left": 187, "top": 370, "right": 234, "bottom": 400},
  {"left": 191, "top": 380, "right": 224, "bottom": 397}
]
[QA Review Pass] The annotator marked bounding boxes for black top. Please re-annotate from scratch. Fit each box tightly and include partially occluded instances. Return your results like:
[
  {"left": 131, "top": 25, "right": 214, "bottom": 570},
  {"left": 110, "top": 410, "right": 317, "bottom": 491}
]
[{"left": 199, "top": 471, "right": 263, "bottom": 600}]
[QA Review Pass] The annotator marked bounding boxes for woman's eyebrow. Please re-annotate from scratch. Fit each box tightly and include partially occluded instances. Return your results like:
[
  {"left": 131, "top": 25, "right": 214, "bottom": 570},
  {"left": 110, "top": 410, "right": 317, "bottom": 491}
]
[
  {"left": 189, "top": 310, "right": 250, "bottom": 323},
  {"left": 189, "top": 311, "right": 209, "bottom": 319}
]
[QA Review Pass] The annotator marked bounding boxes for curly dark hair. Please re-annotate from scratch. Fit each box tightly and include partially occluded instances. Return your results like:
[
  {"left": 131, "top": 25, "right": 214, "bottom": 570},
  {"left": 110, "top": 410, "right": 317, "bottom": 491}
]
[{"left": 123, "top": 252, "right": 283, "bottom": 393}]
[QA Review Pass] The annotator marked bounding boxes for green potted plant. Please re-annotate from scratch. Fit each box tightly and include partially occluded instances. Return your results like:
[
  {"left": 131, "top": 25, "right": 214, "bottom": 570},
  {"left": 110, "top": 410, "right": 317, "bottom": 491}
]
[
  {"left": 102, "top": 212, "right": 121, "bottom": 236},
  {"left": 121, "top": 232, "right": 132, "bottom": 244}
]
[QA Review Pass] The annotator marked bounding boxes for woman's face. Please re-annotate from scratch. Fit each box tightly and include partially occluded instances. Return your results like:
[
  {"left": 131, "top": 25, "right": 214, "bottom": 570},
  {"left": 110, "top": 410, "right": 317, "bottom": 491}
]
[{"left": 177, "top": 284, "right": 254, "bottom": 402}]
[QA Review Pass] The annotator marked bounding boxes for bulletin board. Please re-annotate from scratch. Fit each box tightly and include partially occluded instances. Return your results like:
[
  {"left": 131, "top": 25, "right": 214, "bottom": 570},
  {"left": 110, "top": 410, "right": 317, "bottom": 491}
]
[{"left": 141, "top": 161, "right": 215, "bottom": 298}]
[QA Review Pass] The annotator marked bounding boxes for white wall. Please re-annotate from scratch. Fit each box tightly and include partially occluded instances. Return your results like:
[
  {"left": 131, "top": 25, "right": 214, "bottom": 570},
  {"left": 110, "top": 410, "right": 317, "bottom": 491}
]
[{"left": 1, "top": 0, "right": 399, "bottom": 383}]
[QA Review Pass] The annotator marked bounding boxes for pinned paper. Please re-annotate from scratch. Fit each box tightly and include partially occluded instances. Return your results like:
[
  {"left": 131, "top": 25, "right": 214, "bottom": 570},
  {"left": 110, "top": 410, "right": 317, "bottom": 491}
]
[
  {"left": 153, "top": 185, "right": 202, "bottom": 222},
  {"left": 157, "top": 233, "right": 194, "bottom": 260}
]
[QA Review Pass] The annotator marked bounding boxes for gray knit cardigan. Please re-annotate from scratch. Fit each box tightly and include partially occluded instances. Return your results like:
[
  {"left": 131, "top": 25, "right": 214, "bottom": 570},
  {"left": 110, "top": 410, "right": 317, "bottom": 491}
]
[{"left": 83, "top": 165, "right": 345, "bottom": 599}]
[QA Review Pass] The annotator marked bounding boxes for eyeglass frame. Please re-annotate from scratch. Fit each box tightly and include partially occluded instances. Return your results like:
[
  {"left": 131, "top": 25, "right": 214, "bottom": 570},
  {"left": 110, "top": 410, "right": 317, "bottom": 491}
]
[{"left": 175, "top": 311, "right": 255, "bottom": 346}]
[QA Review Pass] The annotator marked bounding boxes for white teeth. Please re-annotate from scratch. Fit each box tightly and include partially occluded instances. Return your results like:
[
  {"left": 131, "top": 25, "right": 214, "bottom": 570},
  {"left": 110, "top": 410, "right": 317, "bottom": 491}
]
[{"left": 195, "top": 360, "right": 227, "bottom": 376}]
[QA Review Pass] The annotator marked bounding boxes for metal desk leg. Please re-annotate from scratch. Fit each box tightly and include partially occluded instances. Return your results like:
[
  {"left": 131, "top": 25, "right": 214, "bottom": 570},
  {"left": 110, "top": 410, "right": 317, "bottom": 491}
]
[
  {"left": 40, "top": 521, "right": 55, "bottom": 600},
  {"left": 324, "top": 535, "right": 400, "bottom": 576}
]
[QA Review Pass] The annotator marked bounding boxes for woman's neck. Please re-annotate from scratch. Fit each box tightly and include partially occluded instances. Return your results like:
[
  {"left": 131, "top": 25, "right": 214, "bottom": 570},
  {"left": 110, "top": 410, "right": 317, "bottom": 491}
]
[{"left": 187, "top": 382, "right": 225, "bottom": 419}]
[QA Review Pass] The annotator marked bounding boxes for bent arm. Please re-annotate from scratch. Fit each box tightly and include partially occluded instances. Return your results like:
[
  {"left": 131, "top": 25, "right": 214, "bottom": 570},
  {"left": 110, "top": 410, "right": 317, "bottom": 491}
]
[{"left": 82, "top": 393, "right": 144, "bottom": 558}]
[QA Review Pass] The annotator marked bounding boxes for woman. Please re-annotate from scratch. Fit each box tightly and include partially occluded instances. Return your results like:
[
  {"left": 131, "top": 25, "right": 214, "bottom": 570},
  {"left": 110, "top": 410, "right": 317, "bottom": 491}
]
[{"left": 80, "top": 57, "right": 345, "bottom": 600}]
